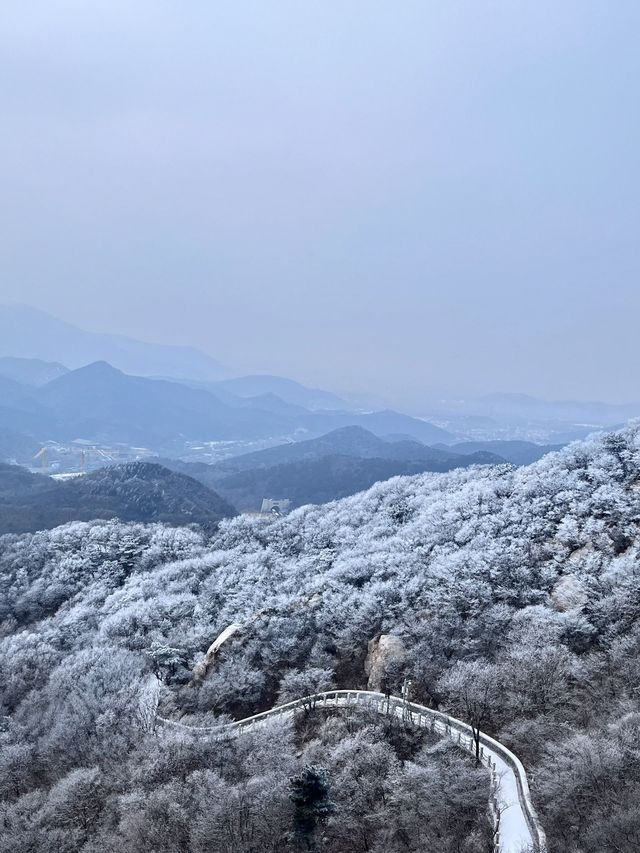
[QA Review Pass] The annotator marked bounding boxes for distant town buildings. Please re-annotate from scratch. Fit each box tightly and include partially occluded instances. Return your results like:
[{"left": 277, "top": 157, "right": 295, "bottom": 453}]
[{"left": 29, "top": 440, "right": 155, "bottom": 475}]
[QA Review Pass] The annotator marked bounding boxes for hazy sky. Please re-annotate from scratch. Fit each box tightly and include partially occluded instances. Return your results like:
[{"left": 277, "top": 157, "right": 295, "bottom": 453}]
[{"left": 1, "top": 1, "right": 639, "bottom": 405}]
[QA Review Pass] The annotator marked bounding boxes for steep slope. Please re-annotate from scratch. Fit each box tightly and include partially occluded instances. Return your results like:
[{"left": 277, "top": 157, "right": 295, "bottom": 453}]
[{"left": 0, "top": 461, "right": 237, "bottom": 534}]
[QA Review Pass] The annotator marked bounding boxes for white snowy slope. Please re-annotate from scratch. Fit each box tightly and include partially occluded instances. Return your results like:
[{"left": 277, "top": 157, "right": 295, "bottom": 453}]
[{"left": 157, "top": 689, "right": 546, "bottom": 853}]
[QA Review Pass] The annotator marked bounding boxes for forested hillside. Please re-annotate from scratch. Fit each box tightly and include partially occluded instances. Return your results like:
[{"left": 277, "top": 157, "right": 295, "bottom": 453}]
[
  {"left": 159, "top": 426, "right": 503, "bottom": 510},
  {"left": 2, "top": 427, "right": 640, "bottom": 851},
  {"left": 0, "top": 461, "right": 236, "bottom": 534},
  {"left": 211, "top": 453, "right": 506, "bottom": 511}
]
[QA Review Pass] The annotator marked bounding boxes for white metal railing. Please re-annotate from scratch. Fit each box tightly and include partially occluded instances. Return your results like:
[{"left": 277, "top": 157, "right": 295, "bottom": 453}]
[{"left": 156, "top": 689, "right": 546, "bottom": 853}]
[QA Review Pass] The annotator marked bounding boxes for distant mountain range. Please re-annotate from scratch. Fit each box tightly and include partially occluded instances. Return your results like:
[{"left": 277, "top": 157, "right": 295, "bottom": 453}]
[
  {"left": 206, "top": 374, "right": 350, "bottom": 411},
  {"left": 2, "top": 303, "right": 635, "bottom": 531},
  {"left": 477, "top": 392, "right": 640, "bottom": 424},
  {"left": 0, "top": 304, "right": 230, "bottom": 381},
  {"left": 207, "top": 425, "right": 493, "bottom": 471},
  {"left": 0, "top": 425, "right": 553, "bottom": 529},
  {"left": 158, "top": 426, "right": 507, "bottom": 511},
  {"left": 0, "top": 461, "right": 236, "bottom": 535},
  {"left": 434, "top": 439, "right": 564, "bottom": 466},
  {"left": 3, "top": 304, "right": 639, "bottom": 450},
  {"left": 38, "top": 361, "right": 292, "bottom": 446},
  {"left": 426, "top": 392, "right": 640, "bottom": 443},
  {"left": 0, "top": 314, "right": 572, "bottom": 521},
  {"left": 0, "top": 359, "right": 454, "bottom": 456}
]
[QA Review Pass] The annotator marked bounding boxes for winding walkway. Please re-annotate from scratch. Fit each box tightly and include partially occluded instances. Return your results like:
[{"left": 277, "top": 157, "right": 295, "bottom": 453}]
[{"left": 157, "top": 689, "right": 546, "bottom": 853}]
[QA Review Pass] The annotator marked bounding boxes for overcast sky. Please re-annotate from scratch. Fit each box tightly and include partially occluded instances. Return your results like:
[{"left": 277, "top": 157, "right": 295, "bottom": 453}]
[{"left": 1, "top": 1, "right": 639, "bottom": 406}]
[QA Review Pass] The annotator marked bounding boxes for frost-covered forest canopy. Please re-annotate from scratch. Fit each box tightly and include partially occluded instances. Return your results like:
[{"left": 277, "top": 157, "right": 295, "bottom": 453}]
[{"left": 3, "top": 426, "right": 640, "bottom": 851}]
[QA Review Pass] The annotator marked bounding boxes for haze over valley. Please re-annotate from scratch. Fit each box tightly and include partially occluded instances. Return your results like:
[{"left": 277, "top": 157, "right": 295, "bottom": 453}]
[{"left": 0, "top": 303, "right": 626, "bottom": 522}]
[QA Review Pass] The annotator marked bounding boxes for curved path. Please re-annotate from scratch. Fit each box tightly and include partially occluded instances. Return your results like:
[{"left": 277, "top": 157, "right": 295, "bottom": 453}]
[{"left": 157, "top": 689, "right": 546, "bottom": 853}]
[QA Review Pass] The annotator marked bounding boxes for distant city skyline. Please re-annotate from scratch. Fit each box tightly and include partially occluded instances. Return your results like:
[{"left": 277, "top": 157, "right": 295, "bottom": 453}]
[{"left": 1, "top": 2, "right": 639, "bottom": 405}]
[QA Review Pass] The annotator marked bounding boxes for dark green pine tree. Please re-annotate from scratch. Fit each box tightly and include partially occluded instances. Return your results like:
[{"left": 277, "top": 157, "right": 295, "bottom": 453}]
[{"left": 289, "top": 765, "right": 335, "bottom": 851}]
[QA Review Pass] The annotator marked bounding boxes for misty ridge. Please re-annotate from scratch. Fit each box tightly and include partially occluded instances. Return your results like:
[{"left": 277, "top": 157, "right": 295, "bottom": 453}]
[{"left": 0, "top": 304, "right": 618, "bottom": 525}]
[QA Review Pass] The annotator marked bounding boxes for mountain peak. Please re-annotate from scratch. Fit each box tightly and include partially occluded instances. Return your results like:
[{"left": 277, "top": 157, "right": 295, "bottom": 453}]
[
  {"left": 78, "top": 360, "right": 124, "bottom": 376},
  {"left": 42, "top": 360, "right": 125, "bottom": 388}
]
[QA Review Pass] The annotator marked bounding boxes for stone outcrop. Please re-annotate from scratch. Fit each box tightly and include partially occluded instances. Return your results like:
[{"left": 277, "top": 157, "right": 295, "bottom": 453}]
[
  {"left": 365, "top": 634, "right": 407, "bottom": 691},
  {"left": 191, "top": 623, "right": 243, "bottom": 683},
  {"left": 550, "top": 574, "right": 587, "bottom": 612}
]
